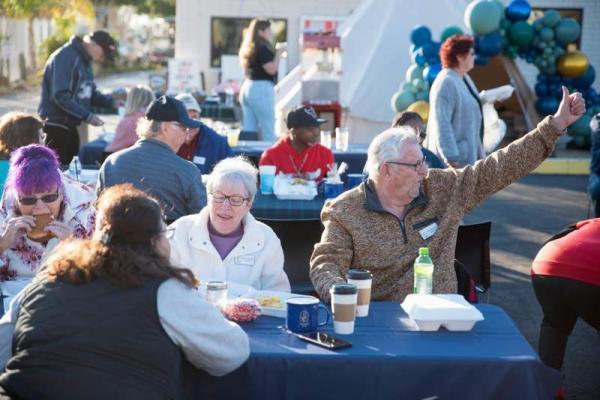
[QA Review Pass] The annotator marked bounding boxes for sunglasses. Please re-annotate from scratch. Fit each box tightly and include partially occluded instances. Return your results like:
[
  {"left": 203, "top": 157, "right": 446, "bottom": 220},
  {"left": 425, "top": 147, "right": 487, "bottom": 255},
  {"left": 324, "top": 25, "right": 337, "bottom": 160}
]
[
  {"left": 18, "top": 192, "right": 60, "bottom": 206},
  {"left": 160, "top": 226, "right": 176, "bottom": 239}
]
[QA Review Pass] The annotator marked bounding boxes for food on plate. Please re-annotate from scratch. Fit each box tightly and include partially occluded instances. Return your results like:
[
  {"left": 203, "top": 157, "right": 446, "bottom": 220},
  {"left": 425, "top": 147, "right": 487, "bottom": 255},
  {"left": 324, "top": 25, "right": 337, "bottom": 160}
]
[
  {"left": 257, "top": 295, "right": 284, "bottom": 308},
  {"left": 221, "top": 298, "right": 262, "bottom": 322},
  {"left": 26, "top": 213, "right": 54, "bottom": 243},
  {"left": 292, "top": 177, "right": 308, "bottom": 185}
]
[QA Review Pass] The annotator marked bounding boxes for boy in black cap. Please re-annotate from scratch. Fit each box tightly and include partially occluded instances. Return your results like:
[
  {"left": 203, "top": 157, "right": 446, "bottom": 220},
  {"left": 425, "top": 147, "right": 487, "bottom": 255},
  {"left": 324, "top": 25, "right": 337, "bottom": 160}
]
[
  {"left": 259, "top": 105, "right": 334, "bottom": 181},
  {"left": 38, "top": 30, "right": 119, "bottom": 164},
  {"left": 97, "top": 96, "right": 207, "bottom": 223}
]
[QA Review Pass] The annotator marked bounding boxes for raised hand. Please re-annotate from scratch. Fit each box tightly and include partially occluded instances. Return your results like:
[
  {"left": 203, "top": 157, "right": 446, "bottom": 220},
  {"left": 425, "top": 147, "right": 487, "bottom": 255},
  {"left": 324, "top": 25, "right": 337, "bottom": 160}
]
[
  {"left": 45, "top": 220, "right": 72, "bottom": 241},
  {"left": 552, "top": 86, "right": 586, "bottom": 131},
  {"left": 0, "top": 216, "right": 35, "bottom": 252}
]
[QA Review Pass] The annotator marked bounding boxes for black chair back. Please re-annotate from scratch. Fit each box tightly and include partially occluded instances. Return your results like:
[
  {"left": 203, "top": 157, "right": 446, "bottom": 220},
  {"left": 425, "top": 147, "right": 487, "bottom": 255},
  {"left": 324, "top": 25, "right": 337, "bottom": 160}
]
[{"left": 455, "top": 222, "right": 492, "bottom": 292}]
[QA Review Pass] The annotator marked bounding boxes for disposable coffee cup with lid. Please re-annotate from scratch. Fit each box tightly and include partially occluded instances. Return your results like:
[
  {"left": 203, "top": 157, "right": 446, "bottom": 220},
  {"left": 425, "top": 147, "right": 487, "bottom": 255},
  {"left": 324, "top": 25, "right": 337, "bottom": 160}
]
[
  {"left": 346, "top": 269, "right": 373, "bottom": 317},
  {"left": 330, "top": 283, "right": 358, "bottom": 335}
]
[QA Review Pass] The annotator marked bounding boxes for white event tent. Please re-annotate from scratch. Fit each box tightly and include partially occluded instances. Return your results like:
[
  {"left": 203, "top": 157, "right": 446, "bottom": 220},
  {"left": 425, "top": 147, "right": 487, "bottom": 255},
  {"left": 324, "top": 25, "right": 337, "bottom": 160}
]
[{"left": 338, "top": 0, "right": 469, "bottom": 143}]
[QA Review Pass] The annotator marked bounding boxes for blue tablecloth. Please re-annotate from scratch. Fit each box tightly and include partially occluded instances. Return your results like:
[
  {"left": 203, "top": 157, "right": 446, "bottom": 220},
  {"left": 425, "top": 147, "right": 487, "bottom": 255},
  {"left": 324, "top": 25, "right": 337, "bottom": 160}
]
[
  {"left": 182, "top": 303, "right": 561, "bottom": 400},
  {"left": 233, "top": 143, "right": 369, "bottom": 174}
]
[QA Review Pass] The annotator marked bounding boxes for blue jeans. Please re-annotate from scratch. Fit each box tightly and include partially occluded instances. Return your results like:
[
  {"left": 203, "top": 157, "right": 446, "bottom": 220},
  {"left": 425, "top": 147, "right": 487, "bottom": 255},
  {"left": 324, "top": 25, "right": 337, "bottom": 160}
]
[{"left": 240, "top": 79, "right": 275, "bottom": 141}]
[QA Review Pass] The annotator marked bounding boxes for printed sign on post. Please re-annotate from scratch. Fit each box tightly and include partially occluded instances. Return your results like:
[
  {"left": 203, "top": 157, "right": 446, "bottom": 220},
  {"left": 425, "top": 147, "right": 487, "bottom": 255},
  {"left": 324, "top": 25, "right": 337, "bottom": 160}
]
[{"left": 167, "top": 59, "right": 200, "bottom": 93}]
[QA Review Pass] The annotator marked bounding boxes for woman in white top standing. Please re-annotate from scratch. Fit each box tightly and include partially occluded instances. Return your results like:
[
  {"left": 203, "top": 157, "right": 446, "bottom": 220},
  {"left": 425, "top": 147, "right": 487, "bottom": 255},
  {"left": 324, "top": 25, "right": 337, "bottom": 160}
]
[{"left": 168, "top": 156, "right": 290, "bottom": 292}]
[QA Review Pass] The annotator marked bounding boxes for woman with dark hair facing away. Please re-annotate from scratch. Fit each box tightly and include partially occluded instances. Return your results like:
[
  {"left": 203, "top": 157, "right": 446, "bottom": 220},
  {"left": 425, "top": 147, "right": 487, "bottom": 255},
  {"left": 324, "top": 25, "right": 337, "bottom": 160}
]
[
  {"left": 0, "top": 145, "right": 95, "bottom": 311},
  {"left": 0, "top": 112, "right": 45, "bottom": 197},
  {"left": 238, "top": 18, "right": 286, "bottom": 141},
  {"left": 423, "top": 35, "right": 484, "bottom": 167},
  {"left": 0, "top": 184, "right": 249, "bottom": 399},
  {"left": 391, "top": 111, "right": 445, "bottom": 169}
]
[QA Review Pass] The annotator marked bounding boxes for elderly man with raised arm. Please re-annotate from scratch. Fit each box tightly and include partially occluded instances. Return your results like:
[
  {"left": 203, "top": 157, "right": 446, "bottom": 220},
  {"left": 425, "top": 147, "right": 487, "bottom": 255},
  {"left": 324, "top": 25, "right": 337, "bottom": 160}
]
[{"left": 310, "top": 87, "right": 585, "bottom": 302}]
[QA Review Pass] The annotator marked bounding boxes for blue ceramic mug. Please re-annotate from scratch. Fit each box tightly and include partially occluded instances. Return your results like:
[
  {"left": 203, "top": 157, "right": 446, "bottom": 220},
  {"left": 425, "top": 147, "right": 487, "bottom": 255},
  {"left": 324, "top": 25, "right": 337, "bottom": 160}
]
[
  {"left": 324, "top": 179, "right": 344, "bottom": 199},
  {"left": 286, "top": 297, "right": 330, "bottom": 333}
]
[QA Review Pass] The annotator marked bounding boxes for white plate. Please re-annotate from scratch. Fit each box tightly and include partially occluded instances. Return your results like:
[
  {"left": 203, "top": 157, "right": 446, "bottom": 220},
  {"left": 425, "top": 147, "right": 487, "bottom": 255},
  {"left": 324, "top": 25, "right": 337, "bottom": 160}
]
[
  {"left": 274, "top": 193, "right": 318, "bottom": 201},
  {"left": 401, "top": 294, "right": 484, "bottom": 331},
  {"left": 251, "top": 290, "right": 316, "bottom": 318}
]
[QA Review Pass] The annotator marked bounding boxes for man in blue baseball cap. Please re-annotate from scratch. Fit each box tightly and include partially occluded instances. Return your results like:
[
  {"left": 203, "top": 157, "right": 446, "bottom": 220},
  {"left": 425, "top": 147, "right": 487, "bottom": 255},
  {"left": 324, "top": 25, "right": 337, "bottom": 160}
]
[{"left": 97, "top": 96, "right": 207, "bottom": 223}]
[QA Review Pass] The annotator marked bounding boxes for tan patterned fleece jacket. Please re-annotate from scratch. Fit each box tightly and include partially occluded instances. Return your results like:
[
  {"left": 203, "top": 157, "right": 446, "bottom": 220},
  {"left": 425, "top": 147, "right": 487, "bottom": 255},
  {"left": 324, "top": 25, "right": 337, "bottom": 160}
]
[{"left": 310, "top": 116, "right": 563, "bottom": 302}]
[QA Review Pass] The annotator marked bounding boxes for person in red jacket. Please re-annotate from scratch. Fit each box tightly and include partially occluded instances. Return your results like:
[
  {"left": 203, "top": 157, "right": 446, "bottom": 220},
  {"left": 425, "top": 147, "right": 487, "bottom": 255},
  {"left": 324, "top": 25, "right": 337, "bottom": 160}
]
[
  {"left": 531, "top": 219, "right": 600, "bottom": 371},
  {"left": 259, "top": 105, "right": 334, "bottom": 181}
]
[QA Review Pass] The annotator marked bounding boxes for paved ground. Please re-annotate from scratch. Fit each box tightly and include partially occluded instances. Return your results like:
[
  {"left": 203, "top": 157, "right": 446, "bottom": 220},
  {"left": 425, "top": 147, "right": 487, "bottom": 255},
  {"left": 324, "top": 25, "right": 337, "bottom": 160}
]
[
  {"left": 1, "top": 72, "right": 599, "bottom": 399},
  {"left": 0, "top": 70, "right": 152, "bottom": 142},
  {"left": 465, "top": 174, "right": 599, "bottom": 400}
]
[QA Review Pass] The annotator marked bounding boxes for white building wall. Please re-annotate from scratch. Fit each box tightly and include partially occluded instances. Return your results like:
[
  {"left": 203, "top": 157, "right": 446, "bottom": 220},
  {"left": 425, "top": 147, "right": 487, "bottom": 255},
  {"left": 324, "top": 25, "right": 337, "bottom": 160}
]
[
  {"left": 516, "top": 0, "right": 600, "bottom": 93},
  {"left": 176, "top": 0, "right": 362, "bottom": 92}
]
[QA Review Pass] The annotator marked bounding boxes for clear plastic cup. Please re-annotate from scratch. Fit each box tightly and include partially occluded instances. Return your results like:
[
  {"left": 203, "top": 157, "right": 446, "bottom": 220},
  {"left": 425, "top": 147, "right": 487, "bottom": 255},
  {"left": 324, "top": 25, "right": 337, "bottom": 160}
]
[
  {"left": 259, "top": 165, "right": 276, "bottom": 195},
  {"left": 227, "top": 129, "right": 240, "bottom": 147},
  {"left": 320, "top": 130, "right": 332, "bottom": 149},
  {"left": 335, "top": 127, "right": 349, "bottom": 152}
]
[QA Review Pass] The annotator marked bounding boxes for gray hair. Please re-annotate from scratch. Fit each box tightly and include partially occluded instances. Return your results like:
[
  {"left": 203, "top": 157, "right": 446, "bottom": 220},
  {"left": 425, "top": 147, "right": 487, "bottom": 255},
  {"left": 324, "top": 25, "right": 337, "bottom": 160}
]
[
  {"left": 124, "top": 85, "right": 155, "bottom": 116},
  {"left": 136, "top": 117, "right": 162, "bottom": 139},
  {"left": 364, "top": 127, "right": 419, "bottom": 179},
  {"left": 206, "top": 156, "right": 258, "bottom": 201}
]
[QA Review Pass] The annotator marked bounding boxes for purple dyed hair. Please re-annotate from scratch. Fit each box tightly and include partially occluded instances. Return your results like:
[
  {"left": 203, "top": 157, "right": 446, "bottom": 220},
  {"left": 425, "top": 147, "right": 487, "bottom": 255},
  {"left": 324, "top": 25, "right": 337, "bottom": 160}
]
[{"left": 5, "top": 144, "right": 64, "bottom": 196}]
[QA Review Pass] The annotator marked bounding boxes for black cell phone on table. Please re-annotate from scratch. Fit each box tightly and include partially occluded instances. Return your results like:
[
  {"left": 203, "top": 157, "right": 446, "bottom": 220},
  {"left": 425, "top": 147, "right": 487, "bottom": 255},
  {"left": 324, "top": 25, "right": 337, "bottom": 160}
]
[{"left": 297, "top": 332, "right": 352, "bottom": 350}]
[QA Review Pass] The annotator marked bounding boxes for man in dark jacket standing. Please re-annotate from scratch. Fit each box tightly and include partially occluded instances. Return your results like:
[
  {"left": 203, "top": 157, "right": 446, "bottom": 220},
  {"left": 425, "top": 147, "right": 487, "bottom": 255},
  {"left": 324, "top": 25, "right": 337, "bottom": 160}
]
[{"left": 38, "top": 30, "right": 117, "bottom": 165}]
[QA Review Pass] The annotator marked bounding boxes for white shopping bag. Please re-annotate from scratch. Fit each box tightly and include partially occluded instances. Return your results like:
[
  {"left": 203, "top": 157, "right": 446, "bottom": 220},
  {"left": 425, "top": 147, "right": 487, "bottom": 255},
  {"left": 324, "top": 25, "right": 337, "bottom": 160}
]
[{"left": 482, "top": 103, "right": 506, "bottom": 154}]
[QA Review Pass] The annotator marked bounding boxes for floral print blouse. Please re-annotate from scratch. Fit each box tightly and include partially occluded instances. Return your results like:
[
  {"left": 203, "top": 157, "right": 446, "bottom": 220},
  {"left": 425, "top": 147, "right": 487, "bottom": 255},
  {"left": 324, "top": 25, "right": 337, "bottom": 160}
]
[{"left": 0, "top": 174, "right": 96, "bottom": 281}]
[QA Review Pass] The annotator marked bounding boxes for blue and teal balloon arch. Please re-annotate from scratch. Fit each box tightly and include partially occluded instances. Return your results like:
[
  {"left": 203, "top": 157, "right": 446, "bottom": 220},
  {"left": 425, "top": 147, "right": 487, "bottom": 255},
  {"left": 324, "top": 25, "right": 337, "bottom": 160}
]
[{"left": 391, "top": 0, "right": 600, "bottom": 146}]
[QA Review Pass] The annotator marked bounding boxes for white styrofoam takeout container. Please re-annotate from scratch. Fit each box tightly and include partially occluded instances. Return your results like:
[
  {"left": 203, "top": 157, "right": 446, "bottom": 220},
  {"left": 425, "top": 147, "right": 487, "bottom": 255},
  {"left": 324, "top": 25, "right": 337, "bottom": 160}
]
[{"left": 400, "top": 294, "right": 484, "bottom": 331}]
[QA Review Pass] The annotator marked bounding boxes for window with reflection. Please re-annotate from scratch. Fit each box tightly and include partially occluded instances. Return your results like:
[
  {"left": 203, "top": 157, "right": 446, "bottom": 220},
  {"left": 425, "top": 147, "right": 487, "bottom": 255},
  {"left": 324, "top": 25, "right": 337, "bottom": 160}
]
[{"left": 210, "top": 17, "right": 287, "bottom": 68}]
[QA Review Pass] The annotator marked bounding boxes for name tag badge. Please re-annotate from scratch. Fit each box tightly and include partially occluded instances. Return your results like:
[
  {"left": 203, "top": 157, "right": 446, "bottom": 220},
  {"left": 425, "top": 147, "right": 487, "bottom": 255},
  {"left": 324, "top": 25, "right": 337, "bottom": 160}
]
[
  {"left": 419, "top": 222, "right": 438, "bottom": 240},
  {"left": 235, "top": 255, "right": 255, "bottom": 266},
  {"left": 193, "top": 156, "right": 206, "bottom": 165}
]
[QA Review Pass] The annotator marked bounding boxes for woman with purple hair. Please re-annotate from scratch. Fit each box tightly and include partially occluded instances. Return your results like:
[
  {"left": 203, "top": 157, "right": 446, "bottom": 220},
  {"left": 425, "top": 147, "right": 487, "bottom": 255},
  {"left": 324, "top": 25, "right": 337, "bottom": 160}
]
[{"left": 0, "top": 145, "right": 96, "bottom": 311}]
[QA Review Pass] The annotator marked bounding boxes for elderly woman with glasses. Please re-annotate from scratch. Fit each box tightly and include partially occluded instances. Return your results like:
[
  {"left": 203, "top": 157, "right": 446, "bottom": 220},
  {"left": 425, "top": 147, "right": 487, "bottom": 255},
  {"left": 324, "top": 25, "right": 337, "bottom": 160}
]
[
  {"left": 423, "top": 35, "right": 483, "bottom": 168},
  {"left": 0, "top": 145, "right": 95, "bottom": 309},
  {"left": 168, "top": 156, "right": 290, "bottom": 292}
]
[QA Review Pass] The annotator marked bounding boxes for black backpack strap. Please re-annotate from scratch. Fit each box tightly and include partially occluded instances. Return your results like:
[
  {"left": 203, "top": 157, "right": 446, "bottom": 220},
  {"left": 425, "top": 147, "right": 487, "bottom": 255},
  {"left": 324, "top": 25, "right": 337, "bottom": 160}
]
[{"left": 543, "top": 223, "right": 578, "bottom": 245}]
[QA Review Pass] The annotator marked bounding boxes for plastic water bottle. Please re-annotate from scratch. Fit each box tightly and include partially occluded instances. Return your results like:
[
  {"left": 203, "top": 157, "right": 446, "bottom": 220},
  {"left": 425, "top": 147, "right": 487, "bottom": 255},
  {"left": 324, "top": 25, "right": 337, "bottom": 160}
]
[
  {"left": 225, "top": 87, "right": 234, "bottom": 107},
  {"left": 413, "top": 247, "right": 434, "bottom": 294},
  {"left": 68, "top": 156, "right": 82, "bottom": 182}
]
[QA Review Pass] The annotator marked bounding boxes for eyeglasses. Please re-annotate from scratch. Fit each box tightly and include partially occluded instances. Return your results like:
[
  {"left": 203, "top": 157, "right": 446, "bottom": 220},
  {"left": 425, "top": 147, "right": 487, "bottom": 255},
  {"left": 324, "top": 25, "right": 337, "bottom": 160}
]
[
  {"left": 160, "top": 226, "right": 176, "bottom": 239},
  {"left": 387, "top": 155, "right": 428, "bottom": 171},
  {"left": 170, "top": 122, "right": 192, "bottom": 134},
  {"left": 18, "top": 192, "right": 60, "bottom": 206},
  {"left": 209, "top": 192, "right": 249, "bottom": 207}
]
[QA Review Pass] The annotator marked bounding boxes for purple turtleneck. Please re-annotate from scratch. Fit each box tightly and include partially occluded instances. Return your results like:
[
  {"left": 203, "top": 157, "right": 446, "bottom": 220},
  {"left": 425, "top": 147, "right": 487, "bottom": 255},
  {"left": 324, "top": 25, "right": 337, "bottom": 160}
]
[{"left": 208, "top": 220, "right": 244, "bottom": 260}]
